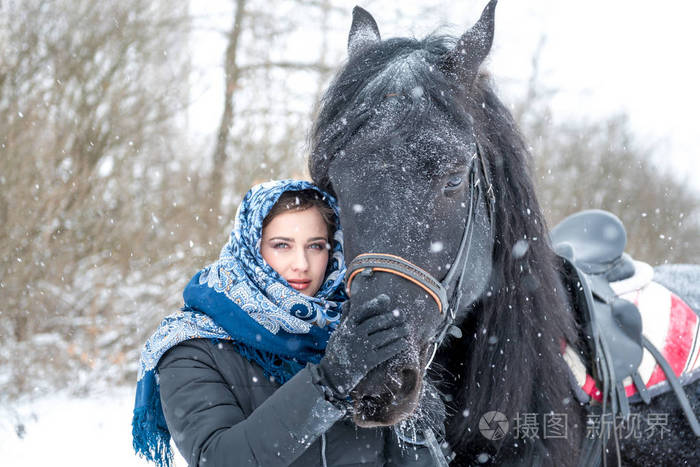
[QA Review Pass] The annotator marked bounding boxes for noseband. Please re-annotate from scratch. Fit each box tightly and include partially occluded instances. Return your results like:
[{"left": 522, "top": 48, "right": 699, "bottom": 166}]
[{"left": 345, "top": 140, "right": 496, "bottom": 366}]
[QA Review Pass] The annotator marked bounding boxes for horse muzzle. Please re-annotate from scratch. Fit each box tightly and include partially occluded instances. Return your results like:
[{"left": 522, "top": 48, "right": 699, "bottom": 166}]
[
  {"left": 350, "top": 345, "right": 427, "bottom": 427},
  {"left": 343, "top": 253, "right": 453, "bottom": 427}
]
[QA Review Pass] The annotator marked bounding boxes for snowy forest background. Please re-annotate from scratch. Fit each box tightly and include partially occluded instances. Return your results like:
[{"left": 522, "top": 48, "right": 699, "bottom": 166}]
[{"left": 1, "top": 0, "right": 699, "bottom": 436}]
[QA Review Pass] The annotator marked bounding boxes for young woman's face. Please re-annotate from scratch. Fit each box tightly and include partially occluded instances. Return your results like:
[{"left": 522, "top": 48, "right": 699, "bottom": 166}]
[{"left": 261, "top": 207, "right": 330, "bottom": 296}]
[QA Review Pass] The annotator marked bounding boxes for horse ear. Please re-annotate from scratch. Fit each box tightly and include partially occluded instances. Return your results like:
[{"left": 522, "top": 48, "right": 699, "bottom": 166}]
[
  {"left": 442, "top": 0, "right": 497, "bottom": 86},
  {"left": 348, "top": 6, "right": 381, "bottom": 57}
]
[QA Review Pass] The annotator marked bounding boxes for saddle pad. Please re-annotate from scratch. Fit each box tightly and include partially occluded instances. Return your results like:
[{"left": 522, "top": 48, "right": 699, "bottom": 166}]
[{"left": 563, "top": 261, "right": 700, "bottom": 402}]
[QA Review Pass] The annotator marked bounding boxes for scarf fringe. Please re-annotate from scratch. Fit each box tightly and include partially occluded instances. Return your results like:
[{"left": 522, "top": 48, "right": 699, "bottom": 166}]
[{"left": 132, "top": 371, "right": 174, "bottom": 467}]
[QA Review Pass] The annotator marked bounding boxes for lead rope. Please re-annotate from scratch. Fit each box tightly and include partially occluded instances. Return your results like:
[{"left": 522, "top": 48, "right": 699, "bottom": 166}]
[
  {"left": 424, "top": 428, "right": 450, "bottom": 467},
  {"left": 321, "top": 433, "right": 327, "bottom": 467}
]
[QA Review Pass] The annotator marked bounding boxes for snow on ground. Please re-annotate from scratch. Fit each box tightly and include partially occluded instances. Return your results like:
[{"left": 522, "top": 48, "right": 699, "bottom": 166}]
[{"left": 0, "top": 386, "right": 187, "bottom": 467}]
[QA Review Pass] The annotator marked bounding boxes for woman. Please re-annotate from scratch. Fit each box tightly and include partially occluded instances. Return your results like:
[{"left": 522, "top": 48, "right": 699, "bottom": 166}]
[{"left": 132, "top": 179, "right": 436, "bottom": 467}]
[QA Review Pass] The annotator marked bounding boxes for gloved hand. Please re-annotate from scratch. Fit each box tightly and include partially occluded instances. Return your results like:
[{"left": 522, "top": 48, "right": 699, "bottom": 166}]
[{"left": 317, "top": 293, "right": 409, "bottom": 397}]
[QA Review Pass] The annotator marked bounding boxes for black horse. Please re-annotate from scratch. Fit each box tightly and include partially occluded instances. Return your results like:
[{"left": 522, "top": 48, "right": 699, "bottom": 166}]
[{"left": 309, "top": 1, "right": 699, "bottom": 465}]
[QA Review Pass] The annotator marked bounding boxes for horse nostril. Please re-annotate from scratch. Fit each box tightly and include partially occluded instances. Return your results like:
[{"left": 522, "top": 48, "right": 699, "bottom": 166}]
[{"left": 352, "top": 366, "right": 423, "bottom": 424}]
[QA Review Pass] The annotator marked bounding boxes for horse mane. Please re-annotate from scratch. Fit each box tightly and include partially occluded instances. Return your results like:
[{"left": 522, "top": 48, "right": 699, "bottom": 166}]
[
  {"left": 442, "top": 76, "right": 584, "bottom": 462},
  {"left": 309, "top": 32, "right": 584, "bottom": 464}
]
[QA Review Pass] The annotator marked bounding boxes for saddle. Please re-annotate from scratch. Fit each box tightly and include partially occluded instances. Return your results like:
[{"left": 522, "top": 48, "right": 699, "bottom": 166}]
[{"left": 550, "top": 210, "right": 700, "bottom": 443}]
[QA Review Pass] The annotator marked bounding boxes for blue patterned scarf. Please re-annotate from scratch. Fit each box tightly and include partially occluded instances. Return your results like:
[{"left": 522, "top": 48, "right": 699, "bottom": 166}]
[{"left": 132, "top": 180, "right": 346, "bottom": 467}]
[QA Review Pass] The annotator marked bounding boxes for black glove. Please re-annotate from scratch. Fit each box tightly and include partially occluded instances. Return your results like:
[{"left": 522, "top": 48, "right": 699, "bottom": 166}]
[{"left": 316, "top": 293, "right": 409, "bottom": 398}]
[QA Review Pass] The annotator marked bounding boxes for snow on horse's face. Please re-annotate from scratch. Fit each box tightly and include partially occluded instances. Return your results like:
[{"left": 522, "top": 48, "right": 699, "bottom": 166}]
[{"left": 312, "top": 2, "right": 497, "bottom": 427}]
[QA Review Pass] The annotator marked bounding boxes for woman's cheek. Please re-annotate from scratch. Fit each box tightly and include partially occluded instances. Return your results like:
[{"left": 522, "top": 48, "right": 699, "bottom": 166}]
[{"left": 316, "top": 251, "right": 330, "bottom": 278}]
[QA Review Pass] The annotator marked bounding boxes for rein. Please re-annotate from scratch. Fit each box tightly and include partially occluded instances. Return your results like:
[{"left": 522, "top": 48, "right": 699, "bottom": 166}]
[{"left": 345, "top": 141, "right": 495, "bottom": 368}]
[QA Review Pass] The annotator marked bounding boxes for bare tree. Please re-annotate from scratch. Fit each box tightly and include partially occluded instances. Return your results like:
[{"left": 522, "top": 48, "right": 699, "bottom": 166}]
[
  {"left": 0, "top": 0, "right": 192, "bottom": 399},
  {"left": 206, "top": 0, "right": 341, "bottom": 221},
  {"left": 209, "top": 0, "right": 248, "bottom": 211}
]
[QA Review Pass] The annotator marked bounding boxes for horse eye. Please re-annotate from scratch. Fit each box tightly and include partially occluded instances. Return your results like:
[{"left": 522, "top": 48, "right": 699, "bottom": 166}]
[{"left": 445, "top": 175, "right": 463, "bottom": 189}]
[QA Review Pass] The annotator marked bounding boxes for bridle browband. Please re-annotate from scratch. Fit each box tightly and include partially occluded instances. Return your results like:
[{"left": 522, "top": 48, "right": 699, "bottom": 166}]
[{"left": 345, "top": 139, "right": 496, "bottom": 367}]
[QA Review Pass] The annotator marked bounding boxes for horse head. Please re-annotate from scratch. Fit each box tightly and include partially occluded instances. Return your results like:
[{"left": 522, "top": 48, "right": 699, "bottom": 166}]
[{"left": 310, "top": 1, "right": 501, "bottom": 428}]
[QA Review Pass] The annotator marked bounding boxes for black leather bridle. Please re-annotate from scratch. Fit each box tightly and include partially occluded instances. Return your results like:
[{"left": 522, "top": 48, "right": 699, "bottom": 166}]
[{"left": 345, "top": 140, "right": 496, "bottom": 369}]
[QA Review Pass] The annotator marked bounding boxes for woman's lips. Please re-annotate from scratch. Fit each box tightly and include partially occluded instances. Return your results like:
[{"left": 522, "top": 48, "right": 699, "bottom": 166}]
[{"left": 288, "top": 280, "right": 311, "bottom": 291}]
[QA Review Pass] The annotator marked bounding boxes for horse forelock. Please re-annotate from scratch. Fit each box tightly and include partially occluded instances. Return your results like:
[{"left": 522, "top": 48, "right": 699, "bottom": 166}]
[
  {"left": 309, "top": 33, "right": 473, "bottom": 190},
  {"left": 440, "top": 79, "right": 584, "bottom": 461}
]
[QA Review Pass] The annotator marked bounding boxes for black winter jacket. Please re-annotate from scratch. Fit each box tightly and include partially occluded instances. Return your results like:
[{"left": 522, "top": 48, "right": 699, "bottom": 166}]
[{"left": 157, "top": 338, "right": 435, "bottom": 466}]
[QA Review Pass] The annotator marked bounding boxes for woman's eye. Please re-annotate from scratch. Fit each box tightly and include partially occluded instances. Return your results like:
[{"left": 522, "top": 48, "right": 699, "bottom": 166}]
[
  {"left": 308, "top": 243, "right": 326, "bottom": 250},
  {"left": 445, "top": 175, "right": 463, "bottom": 189},
  {"left": 272, "top": 242, "right": 289, "bottom": 249}
]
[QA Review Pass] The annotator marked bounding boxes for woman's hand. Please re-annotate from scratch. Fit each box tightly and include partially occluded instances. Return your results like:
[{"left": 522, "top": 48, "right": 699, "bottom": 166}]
[{"left": 317, "top": 294, "right": 409, "bottom": 396}]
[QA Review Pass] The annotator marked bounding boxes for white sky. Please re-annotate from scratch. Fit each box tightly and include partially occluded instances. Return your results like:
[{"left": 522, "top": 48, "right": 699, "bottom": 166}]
[
  {"left": 486, "top": 0, "right": 700, "bottom": 187},
  {"left": 189, "top": 0, "right": 700, "bottom": 189}
]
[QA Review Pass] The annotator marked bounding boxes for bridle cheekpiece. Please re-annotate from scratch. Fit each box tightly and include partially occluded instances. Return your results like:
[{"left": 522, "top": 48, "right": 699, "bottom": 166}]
[{"left": 344, "top": 140, "right": 495, "bottom": 368}]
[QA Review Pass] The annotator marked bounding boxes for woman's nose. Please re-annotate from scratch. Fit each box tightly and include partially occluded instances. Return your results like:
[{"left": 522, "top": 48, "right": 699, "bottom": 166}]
[{"left": 291, "top": 249, "right": 309, "bottom": 271}]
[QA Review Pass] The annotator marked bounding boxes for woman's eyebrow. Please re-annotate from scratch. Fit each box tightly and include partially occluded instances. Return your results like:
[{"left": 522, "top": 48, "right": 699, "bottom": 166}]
[
  {"left": 307, "top": 237, "right": 328, "bottom": 242},
  {"left": 267, "top": 236, "right": 294, "bottom": 242}
]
